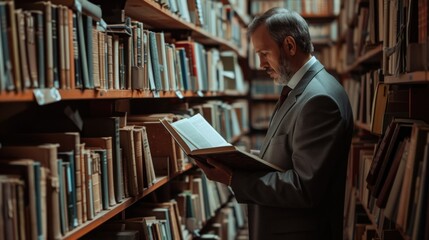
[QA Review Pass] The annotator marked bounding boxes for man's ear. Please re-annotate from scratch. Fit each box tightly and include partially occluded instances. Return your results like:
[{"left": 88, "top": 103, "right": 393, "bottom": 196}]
[{"left": 283, "top": 36, "right": 296, "bottom": 56}]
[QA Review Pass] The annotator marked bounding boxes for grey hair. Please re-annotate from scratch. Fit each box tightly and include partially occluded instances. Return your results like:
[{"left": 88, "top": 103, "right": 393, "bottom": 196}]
[{"left": 247, "top": 7, "right": 314, "bottom": 54}]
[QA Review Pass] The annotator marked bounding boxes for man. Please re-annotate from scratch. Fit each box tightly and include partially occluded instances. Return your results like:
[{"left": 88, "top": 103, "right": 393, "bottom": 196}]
[{"left": 197, "top": 7, "right": 354, "bottom": 240}]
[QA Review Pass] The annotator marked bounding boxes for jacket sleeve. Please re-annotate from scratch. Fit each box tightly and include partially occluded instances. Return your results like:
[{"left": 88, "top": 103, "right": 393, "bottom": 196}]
[{"left": 230, "top": 95, "right": 348, "bottom": 208}]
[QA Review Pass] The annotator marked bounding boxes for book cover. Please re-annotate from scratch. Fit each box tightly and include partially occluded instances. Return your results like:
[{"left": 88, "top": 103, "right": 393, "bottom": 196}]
[{"left": 161, "top": 113, "right": 284, "bottom": 172}]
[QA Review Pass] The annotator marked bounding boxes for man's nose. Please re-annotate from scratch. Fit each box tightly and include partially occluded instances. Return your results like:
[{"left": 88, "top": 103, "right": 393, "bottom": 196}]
[{"left": 259, "top": 58, "right": 268, "bottom": 70}]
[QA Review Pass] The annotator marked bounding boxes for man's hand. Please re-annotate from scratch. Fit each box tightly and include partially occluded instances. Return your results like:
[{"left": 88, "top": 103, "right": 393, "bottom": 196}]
[{"left": 195, "top": 159, "right": 233, "bottom": 186}]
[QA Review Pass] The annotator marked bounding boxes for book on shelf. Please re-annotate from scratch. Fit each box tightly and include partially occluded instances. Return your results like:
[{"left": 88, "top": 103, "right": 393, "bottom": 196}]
[
  {"left": 161, "top": 113, "right": 284, "bottom": 172},
  {"left": 0, "top": 144, "right": 61, "bottom": 240}
]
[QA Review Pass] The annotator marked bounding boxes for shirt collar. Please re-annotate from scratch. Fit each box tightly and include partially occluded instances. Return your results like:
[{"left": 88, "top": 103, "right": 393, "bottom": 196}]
[{"left": 287, "top": 56, "right": 316, "bottom": 89}]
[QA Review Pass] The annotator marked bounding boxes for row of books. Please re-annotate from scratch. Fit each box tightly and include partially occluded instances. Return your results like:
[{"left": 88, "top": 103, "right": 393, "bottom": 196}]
[
  {"left": 250, "top": 102, "right": 277, "bottom": 130},
  {"left": 345, "top": 73, "right": 429, "bottom": 135},
  {"left": 346, "top": 119, "right": 429, "bottom": 239},
  {"left": 148, "top": 0, "right": 247, "bottom": 49},
  {"left": 250, "top": 0, "right": 340, "bottom": 16},
  {"left": 81, "top": 171, "right": 245, "bottom": 240},
  {"left": 342, "top": 70, "right": 382, "bottom": 128},
  {"left": 0, "top": 0, "right": 103, "bottom": 91},
  {"left": 382, "top": 0, "right": 429, "bottom": 75},
  {"left": 313, "top": 44, "right": 338, "bottom": 70},
  {"left": 250, "top": 79, "right": 283, "bottom": 97},
  {"left": 0, "top": 0, "right": 247, "bottom": 94}
]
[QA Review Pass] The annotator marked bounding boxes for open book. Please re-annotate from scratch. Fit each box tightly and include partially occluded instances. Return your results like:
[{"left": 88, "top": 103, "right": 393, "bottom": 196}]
[{"left": 160, "top": 114, "right": 284, "bottom": 172}]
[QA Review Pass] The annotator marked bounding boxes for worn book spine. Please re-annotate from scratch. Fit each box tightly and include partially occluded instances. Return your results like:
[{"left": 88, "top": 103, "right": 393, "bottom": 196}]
[
  {"left": 93, "top": 149, "right": 109, "bottom": 210},
  {"left": 83, "top": 14, "right": 93, "bottom": 88},
  {"left": 120, "top": 127, "right": 138, "bottom": 197},
  {"left": 51, "top": 5, "right": 60, "bottom": 88},
  {"left": 77, "top": 11, "right": 90, "bottom": 88},
  {"left": 24, "top": 11, "right": 38, "bottom": 88},
  {"left": 0, "top": 3, "right": 15, "bottom": 90},
  {"left": 15, "top": 9, "right": 31, "bottom": 89},
  {"left": 72, "top": 12, "right": 82, "bottom": 88},
  {"left": 6, "top": 1, "right": 21, "bottom": 90}
]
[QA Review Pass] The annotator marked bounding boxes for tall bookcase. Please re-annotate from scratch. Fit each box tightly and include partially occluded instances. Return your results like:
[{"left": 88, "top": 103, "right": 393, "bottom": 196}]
[
  {"left": 0, "top": 0, "right": 250, "bottom": 239},
  {"left": 340, "top": 0, "right": 429, "bottom": 240}
]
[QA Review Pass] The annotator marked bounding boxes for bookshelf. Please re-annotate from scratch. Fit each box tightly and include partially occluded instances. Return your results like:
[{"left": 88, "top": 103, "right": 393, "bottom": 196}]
[
  {"left": 0, "top": 0, "right": 251, "bottom": 239},
  {"left": 342, "top": 0, "right": 429, "bottom": 239},
  {"left": 63, "top": 163, "right": 194, "bottom": 240}
]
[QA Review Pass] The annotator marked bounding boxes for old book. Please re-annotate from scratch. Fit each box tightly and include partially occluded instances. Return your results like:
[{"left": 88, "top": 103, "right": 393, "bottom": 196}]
[
  {"left": 92, "top": 149, "right": 109, "bottom": 210},
  {"left": 372, "top": 122, "right": 413, "bottom": 198},
  {"left": 30, "top": 10, "right": 45, "bottom": 88},
  {"left": 370, "top": 83, "right": 389, "bottom": 135},
  {"left": 137, "top": 121, "right": 179, "bottom": 176},
  {"left": 375, "top": 139, "right": 408, "bottom": 208},
  {"left": 58, "top": 152, "right": 77, "bottom": 230},
  {"left": 119, "top": 126, "right": 139, "bottom": 197},
  {"left": 141, "top": 126, "right": 156, "bottom": 187},
  {"left": 51, "top": 5, "right": 60, "bottom": 88},
  {"left": 82, "top": 14, "right": 94, "bottom": 88},
  {"left": 57, "top": 158, "right": 68, "bottom": 234},
  {"left": 83, "top": 117, "right": 124, "bottom": 203},
  {"left": 15, "top": 9, "right": 31, "bottom": 89},
  {"left": 396, "top": 123, "right": 429, "bottom": 230},
  {"left": 72, "top": 12, "right": 82, "bottom": 88},
  {"left": 5, "top": 132, "right": 82, "bottom": 227},
  {"left": 132, "top": 126, "right": 145, "bottom": 193},
  {"left": 0, "top": 159, "right": 39, "bottom": 240},
  {"left": 0, "top": 144, "right": 61, "bottom": 240},
  {"left": 0, "top": 176, "right": 24, "bottom": 240},
  {"left": 0, "top": 3, "right": 15, "bottom": 90},
  {"left": 21, "top": 2, "right": 55, "bottom": 88},
  {"left": 76, "top": 11, "right": 90, "bottom": 88},
  {"left": 81, "top": 137, "right": 116, "bottom": 207},
  {"left": 82, "top": 149, "right": 94, "bottom": 220},
  {"left": 89, "top": 151, "right": 102, "bottom": 215},
  {"left": 24, "top": 11, "right": 39, "bottom": 88},
  {"left": 148, "top": 31, "right": 163, "bottom": 90},
  {"left": 5, "top": 1, "right": 21, "bottom": 90},
  {"left": 161, "top": 113, "right": 284, "bottom": 171}
]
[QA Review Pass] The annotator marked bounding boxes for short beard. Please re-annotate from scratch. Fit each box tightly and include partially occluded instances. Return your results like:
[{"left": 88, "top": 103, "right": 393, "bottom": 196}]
[{"left": 274, "top": 47, "right": 293, "bottom": 85}]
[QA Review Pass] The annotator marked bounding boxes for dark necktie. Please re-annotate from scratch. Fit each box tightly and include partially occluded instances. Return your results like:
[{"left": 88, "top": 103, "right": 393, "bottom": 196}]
[
  {"left": 278, "top": 85, "right": 292, "bottom": 108},
  {"left": 269, "top": 85, "right": 292, "bottom": 125}
]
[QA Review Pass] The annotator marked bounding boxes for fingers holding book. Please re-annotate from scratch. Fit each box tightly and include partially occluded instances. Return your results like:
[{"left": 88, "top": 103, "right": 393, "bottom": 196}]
[{"left": 196, "top": 158, "right": 233, "bottom": 186}]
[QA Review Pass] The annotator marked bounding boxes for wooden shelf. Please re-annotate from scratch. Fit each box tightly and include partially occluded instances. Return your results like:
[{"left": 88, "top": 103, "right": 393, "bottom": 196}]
[
  {"left": 0, "top": 89, "right": 248, "bottom": 102},
  {"left": 0, "top": 90, "right": 34, "bottom": 102},
  {"left": 62, "top": 163, "right": 195, "bottom": 240},
  {"left": 124, "top": 0, "right": 246, "bottom": 58},
  {"left": 384, "top": 71, "right": 429, "bottom": 84},
  {"left": 341, "top": 44, "right": 383, "bottom": 74},
  {"left": 313, "top": 39, "right": 335, "bottom": 48},
  {"left": 302, "top": 14, "right": 338, "bottom": 23},
  {"left": 251, "top": 95, "right": 278, "bottom": 101}
]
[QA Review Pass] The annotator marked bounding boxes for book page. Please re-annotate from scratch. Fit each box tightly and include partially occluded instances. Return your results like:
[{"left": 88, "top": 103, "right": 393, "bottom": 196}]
[{"left": 172, "top": 114, "right": 230, "bottom": 149}]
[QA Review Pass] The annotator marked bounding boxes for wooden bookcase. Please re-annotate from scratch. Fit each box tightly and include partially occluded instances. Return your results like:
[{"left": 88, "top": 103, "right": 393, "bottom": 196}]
[
  {"left": 0, "top": 0, "right": 251, "bottom": 239},
  {"left": 341, "top": 0, "right": 429, "bottom": 239}
]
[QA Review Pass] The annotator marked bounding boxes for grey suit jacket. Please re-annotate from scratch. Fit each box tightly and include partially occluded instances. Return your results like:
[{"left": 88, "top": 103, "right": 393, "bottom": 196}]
[{"left": 231, "top": 61, "right": 354, "bottom": 240}]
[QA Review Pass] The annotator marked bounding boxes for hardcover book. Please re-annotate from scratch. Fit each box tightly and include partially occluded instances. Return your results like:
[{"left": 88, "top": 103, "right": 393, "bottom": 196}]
[{"left": 161, "top": 113, "right": 284, "bottom": 172}]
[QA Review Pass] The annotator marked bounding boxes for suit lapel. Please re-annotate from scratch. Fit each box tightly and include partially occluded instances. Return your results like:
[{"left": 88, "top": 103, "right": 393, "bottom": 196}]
[{"left": 259, "top": 61, "right": 325, "bottom": 158}]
